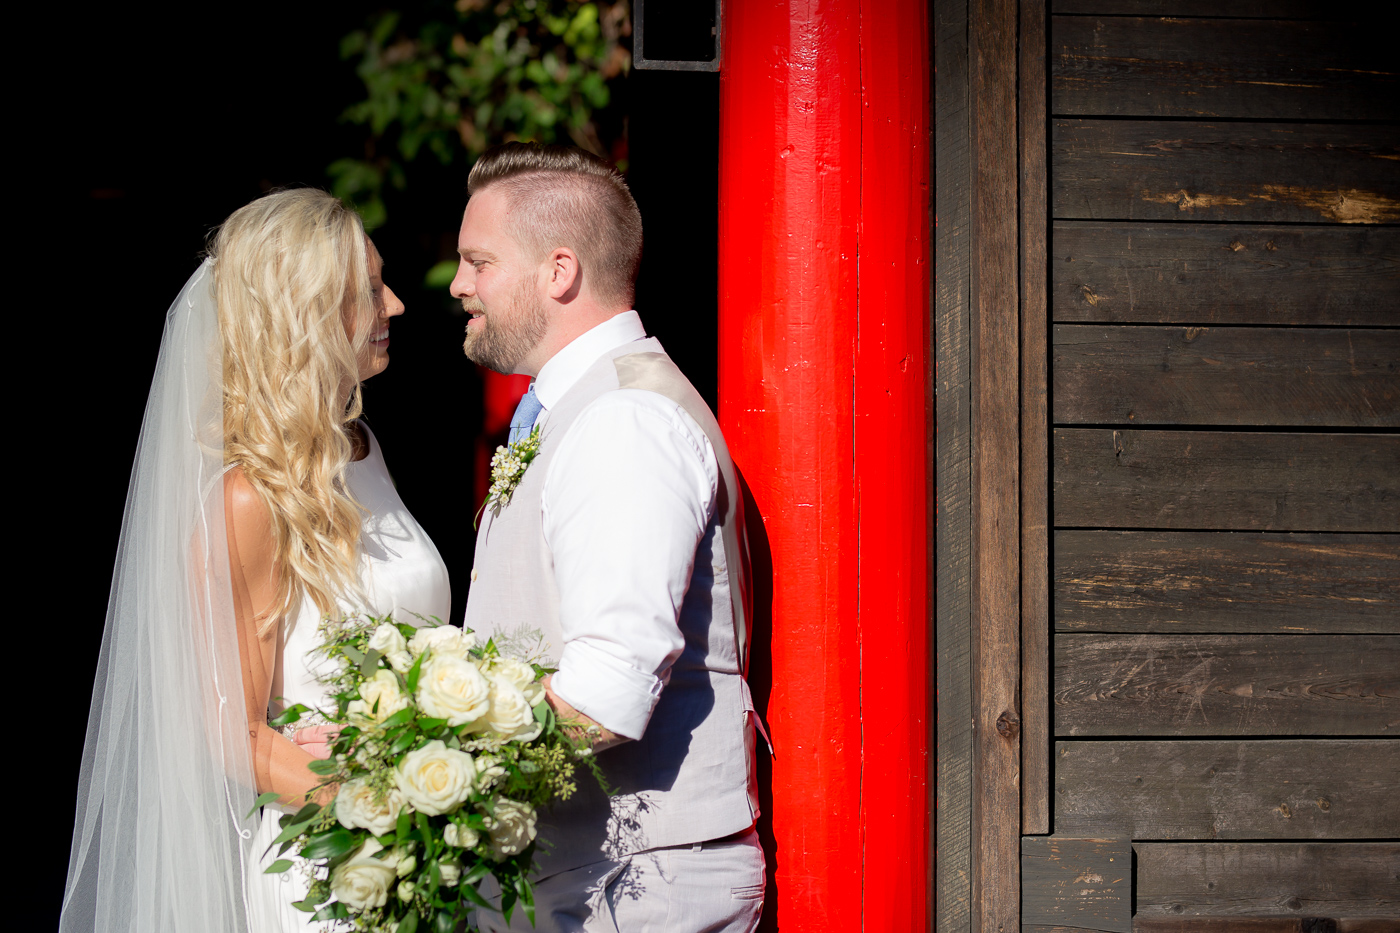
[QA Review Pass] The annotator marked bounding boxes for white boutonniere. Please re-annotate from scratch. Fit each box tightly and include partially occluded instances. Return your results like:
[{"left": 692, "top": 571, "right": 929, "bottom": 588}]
[{"left": 475, "top": 425, "right": 542, "bottom": 528}]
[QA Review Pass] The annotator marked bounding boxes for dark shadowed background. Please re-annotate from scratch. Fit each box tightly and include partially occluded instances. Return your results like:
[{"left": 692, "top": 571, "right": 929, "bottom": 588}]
[{"left": 27, "top": 2, "right": 718, "bottom": 925}]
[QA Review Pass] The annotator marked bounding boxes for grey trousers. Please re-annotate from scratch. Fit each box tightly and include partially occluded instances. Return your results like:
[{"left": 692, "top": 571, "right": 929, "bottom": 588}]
[{"left": 475, "top": 829, "right": 766, "bottom": 933}]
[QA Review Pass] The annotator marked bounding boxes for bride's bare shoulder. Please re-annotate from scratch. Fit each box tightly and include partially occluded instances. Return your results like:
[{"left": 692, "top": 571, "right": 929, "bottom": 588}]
[{"left": 223, "top": 466, "right": 274, "bottom": 556}]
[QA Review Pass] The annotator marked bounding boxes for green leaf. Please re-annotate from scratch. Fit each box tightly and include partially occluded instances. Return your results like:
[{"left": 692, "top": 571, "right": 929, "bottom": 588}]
[
  {"left": 382, "top": 706, "right": 417, "bottom": 729},
  {"left": 268, "top": 703, "right": 310, "bottom": 728},
  {"left": 405, "top": 649, "right": 426, "bottom": 694},
  {"left": 247, "top": 790, "right": 282, "bottom": 817},
  {"left": 291, "top": 898, "right": 319, "bottom": 913},
  {"left": 396, "top": 910, "right": 420, "bottom": 933},
  {"left": 432, "top": 908, "right": 459, "bottom": 933},
  {"left": 516, "top": 873, "right": 536, "bottom": 927},
  {"left": 313, "top": 902, "right": 351, "bottom": 922},
  {"left": 460, "top": 881, "right": 492, "bottom": 909},
  {"left": 264, "top": 859, "right": 295, "bottom": 874},
  {"left": 342, "top": 645, "right": 365, "bottom": 665},
  {"left": 289, "top": 801, "right": 322, "bottom": 826},
  {"left": 308, "top": 758, "right": 342, "bottom": 776},
  {"left": 301, "top": 829, "right": 358, "bottom": 861},
  {"left": 501, "top": 886, "right": 517, "bottom": 927},
  {"left": 270, "top": 818, "right": 315, "bottom": 848},
  {"left": 397, "top": 808, "right": 413, "bottom": 842},
  {"left": 418, "top": 716, "right": 447, "bottom": 731},
  {"left": 360, "top": 647, "right": 384, "bottom": 678},
  {"left": 427, "top": 859, "right": 441, "bottom": 895}
]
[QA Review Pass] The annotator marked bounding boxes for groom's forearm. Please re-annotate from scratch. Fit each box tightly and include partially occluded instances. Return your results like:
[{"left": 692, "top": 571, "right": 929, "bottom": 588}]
[{"left": 542, "top": 674, "right": 629, "bottom": 753}]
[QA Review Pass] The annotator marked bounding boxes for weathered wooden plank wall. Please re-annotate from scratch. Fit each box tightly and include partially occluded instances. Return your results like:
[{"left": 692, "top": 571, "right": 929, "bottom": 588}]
[
  {"left": 1025, "top": 0, "right": 1400, "bottom": 929},
  {"left": 1055, "top": 739, "right": 1400, "bottom": 839},
  {"left": 934, "top": 0, "right": 975, "bottom": 927},
  {"left": 1135, "top": 843, "right": 1400, "bottom": 919},
  {"left": 1054, "top": 531, "right": 1400, "bottom": 633}
]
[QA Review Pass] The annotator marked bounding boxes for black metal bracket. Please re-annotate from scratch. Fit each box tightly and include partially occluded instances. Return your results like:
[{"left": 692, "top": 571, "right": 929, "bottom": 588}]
[{"left": 633, "top": 0, "right": 721, "bottom": 72}]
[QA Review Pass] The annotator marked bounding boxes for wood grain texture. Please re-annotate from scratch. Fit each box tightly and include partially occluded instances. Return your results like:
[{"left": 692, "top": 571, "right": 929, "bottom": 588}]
[
  {"left": 1136, "top": 921, "right": 1400, "bottom": 933},
  {"left": 1135, "top": 843, "right": 1400, "bottom": 919},
  {"left": 1021, "top": 0, "right": 1051, "bottom": 839},
  {"left": 1051, "top": 223, "right": 1399, "bottom": 327},
  {"left": 1022, "top": 837, "right": 1132, "bottom": 933},
  {"left": 971, "top": 0, "right": 1022, "bottom": 928},
  {"left": 1053, "top": 1, "right": 1342, "bottom": 15},
  {"left": 1051, "top": 16, "right": 1399, "bottom": 120},
  {"left": 1054, "top": 634, "right": 1400, "bottom": 736},
  {"left": 933, "top": 0, "right": 974, "bottom": 928},
  {"left": 1055, "top": 739, "right": 1400, "bottom": 839},
  {"left": 1053, "top": 121, "right": 1400, "bottom": 224},
  {"left": 1054, "top": 531, "right": 1400, "bottom": 634},
  {"left": 1053, "top": 325, "right": 1400, "bottom": 428},
  {"left": 1053, "top": 429, "right": 1400, "bottom": 532}
]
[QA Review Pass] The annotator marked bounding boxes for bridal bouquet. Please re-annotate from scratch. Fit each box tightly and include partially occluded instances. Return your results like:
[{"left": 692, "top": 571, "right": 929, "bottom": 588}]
[{"left": 255, "top": 617, "right": 600, "bottom": 932}]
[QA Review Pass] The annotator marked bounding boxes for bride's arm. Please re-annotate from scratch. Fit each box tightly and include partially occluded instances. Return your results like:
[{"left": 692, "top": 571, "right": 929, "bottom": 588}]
[{"left": 224, "top": 467, "right": 331, "bottom": 807}]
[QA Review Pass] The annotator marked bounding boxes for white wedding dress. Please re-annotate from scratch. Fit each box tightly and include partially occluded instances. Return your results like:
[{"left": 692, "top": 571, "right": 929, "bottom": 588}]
[{"left": 245, "top": 422, "right": 451, "bottom": 932}]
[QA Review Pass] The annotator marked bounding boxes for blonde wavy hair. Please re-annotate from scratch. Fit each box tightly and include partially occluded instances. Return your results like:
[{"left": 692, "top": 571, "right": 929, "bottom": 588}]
[{"left": 210, "top": 188, "right": 375, "bottom": 632}]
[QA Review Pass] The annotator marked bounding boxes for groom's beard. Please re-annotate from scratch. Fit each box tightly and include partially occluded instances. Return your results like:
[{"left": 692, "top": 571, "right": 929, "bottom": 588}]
[{"left": 461, "top": 282, "right": 550, "bottom": 374}]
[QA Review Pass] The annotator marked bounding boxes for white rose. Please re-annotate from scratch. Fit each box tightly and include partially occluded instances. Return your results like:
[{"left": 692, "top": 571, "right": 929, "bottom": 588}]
[
  {"left": 479, "top": 674, "right": 543, "bottom": 743},
  {"left": 408, "top": 625, "right": 477, "bottom": 661},
  {"left": 335, "top": 778, "right": 405, "bottom": 836},
  {"left": 348, "top": 669, "right": 410, "bottom": 726},
  {"left": 394, "top": 740, "right": 476, "bottom": 816},
  {"left": 443, "top": 822, "right": 480, "bottom": 849},
  {"left": 331, "top": 840, "right": 397, "bottom": 910},
  {"left": 368, "top": 623, "right": 414, "bottom": 674},
  {"left": 438, "top": 861, "right": 462, "bottom": 887},
  {"left": 417, "top": 656, "right": 491, "bottom": 726},
  {"left": 490, "top": 657, "right": 544, "bottom": 706},
  {"left": 485, "top": 798, "right": 538, "bottom": 859},
  {"left": 397, "top": 880, "right": 415, "bottom": 902}
]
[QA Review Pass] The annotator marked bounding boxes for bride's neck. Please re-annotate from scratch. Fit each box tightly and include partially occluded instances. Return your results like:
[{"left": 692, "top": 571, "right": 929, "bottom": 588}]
[{"left": 347, "top": 420, "right": 369, "bottom": 462}]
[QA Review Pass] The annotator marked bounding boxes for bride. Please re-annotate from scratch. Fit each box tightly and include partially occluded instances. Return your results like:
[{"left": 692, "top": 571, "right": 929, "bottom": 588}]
[{"left": 60, "top": 189, "right": 451, "bottom": 932}]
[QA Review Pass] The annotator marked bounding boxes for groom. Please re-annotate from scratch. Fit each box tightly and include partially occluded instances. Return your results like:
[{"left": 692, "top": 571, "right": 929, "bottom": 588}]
[{"left": 453, "top": 143, "right": 764, "bottom": 931}]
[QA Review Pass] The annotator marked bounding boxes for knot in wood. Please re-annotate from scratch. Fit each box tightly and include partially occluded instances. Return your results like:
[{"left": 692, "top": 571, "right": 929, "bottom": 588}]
[{"left": 995, "top": 711, "right": 1020, "bottom": 739}]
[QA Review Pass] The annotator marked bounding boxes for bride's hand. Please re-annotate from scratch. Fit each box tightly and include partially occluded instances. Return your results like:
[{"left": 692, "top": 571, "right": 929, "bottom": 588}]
[{"left": 292, "top": 724, "right": 340, "bottom": 760}]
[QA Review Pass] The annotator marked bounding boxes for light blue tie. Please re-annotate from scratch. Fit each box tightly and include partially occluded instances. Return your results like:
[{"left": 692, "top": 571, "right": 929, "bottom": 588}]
[{"left": 508, "top": 385, "right": 543, "bottom": 444}]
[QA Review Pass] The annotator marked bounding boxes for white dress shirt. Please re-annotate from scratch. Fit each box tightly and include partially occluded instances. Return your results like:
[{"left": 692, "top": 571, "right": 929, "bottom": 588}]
[{"left": 532, "top": 311, "right": 719, "bottom": 741}]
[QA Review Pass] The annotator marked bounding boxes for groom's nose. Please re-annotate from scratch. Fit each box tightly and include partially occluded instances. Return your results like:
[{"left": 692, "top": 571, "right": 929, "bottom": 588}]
[{"left": 449, "top": 259, "right": 474, "bottom": 299}]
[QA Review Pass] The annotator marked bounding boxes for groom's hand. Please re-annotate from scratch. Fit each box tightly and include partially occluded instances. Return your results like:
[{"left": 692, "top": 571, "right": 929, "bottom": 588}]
[{"left": 542, "top": 675, "right": 628, "bottom": 753}]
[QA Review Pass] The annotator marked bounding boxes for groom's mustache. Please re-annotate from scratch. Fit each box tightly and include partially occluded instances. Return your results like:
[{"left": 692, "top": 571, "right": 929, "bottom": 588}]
[{"left": 461, "top": 297, "right": 485, "bottom": 315}]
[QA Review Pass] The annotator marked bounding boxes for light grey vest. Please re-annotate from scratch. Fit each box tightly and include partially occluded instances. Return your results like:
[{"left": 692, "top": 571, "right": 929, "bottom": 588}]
[{"left": 464, "top": 339, "right": 758, "bottom": 876}]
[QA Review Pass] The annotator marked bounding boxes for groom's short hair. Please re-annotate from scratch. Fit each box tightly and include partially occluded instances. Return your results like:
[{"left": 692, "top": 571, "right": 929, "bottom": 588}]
[{"left": 468, "top": 143, "right": 643, "bottom": 308}]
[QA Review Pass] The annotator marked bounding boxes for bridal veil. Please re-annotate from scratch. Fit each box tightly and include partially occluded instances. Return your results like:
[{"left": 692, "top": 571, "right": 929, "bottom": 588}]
[{"left": 62, "top": 262, "right": 279, "bottom": 931}]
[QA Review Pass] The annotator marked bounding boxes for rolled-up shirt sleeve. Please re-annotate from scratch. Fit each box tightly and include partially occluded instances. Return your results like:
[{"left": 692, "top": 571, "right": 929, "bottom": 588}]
[{"left": 541, "top": 389, "right": 718, "bottom": 741}]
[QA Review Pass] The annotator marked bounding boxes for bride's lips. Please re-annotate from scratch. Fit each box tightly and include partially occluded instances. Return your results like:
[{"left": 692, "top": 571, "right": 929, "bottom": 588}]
[{"left": 369, "top": 326, "right": 390, "bottom": 349}]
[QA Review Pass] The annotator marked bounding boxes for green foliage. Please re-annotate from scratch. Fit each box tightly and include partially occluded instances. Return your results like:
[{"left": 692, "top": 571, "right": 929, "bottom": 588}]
[{"left": 333, "top": 0, "right": 631, "bottom": 231}]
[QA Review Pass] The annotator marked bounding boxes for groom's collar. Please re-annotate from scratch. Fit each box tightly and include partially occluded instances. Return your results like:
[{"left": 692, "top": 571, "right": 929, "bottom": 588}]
[{"left": 532, "top": 310, "right": 647, "bottom": 412}]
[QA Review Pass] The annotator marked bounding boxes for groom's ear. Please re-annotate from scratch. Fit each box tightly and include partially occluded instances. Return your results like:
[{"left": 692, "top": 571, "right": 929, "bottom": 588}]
[{"left": 544, "top": 247, "right": 582, "bottom": 302}]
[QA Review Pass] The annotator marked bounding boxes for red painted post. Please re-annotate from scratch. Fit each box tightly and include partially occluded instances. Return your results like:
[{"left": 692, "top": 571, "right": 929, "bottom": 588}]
[{"left": 717, "top": 1, "right": 930, "bottom": 928}]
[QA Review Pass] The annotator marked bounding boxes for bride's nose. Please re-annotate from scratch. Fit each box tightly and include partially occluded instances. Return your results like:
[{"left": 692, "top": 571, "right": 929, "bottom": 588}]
[{"left": 382, "top": 284, "right": 405, "bottom": 319}]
